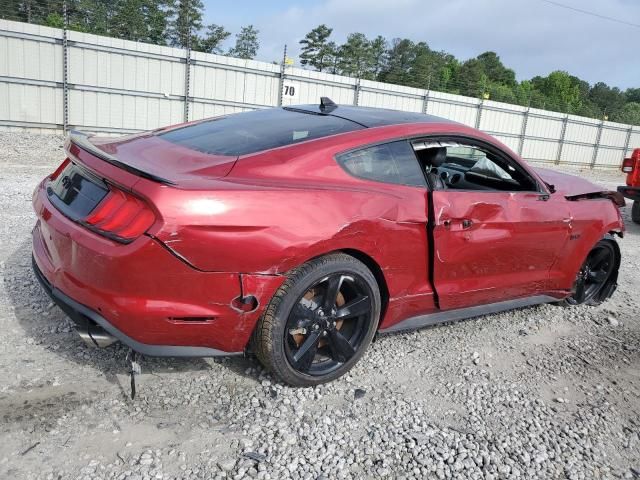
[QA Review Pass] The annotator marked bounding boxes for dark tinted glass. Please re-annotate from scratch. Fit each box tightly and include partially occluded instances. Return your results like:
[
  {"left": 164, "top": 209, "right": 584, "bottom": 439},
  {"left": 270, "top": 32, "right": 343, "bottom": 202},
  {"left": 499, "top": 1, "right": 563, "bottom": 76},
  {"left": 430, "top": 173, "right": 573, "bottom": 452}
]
[
  {"left": 158, "top": 108, "right": 364, "bottom": 156},
  {"left": 337, "top": 141, "right": 426, "bottom": 187},
  {"left": 47, "top": 163, "right": 108, "bottom": 220}
]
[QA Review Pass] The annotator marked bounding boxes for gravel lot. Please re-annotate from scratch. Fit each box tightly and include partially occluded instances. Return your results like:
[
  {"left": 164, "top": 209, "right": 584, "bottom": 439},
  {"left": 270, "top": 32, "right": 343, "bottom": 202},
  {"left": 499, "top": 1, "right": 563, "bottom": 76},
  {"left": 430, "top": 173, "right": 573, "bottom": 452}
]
[{"left": 1, "top": 132, "right": 639, "bottom": 480}]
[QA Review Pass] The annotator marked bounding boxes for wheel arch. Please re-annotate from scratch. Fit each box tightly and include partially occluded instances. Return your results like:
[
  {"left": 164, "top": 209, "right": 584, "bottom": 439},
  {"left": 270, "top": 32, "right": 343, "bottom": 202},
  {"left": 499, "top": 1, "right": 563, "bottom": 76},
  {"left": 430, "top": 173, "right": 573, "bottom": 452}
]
[
  {"left": 339, "top": 248, "right": 390, "bottom": 326},
  {"left": 279, "top": 248, "right": 390, "bottom": 328}
]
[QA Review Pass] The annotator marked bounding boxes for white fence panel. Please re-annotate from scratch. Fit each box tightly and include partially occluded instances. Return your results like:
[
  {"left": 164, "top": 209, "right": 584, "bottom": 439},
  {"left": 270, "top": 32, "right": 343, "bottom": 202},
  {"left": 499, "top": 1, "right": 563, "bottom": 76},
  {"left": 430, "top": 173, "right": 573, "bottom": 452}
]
[
  {"left": 0, "top": 20, "right": 63, "bottom": 130},
  {"left": 595, "top": 147, "right": 626, "bottom": 168},
  {"left": 359, "top": 80, "right": 424, "bottom": 112},
  {"left": 522, "top": 139, "right": 560, "bottom": 163},
  {"left": 628, "top": 131, "right": 640, "bottom": 156},
  {"left": 281, "top": 68, "right": 356, "bottom": 106},
  {"left": 427, "top": 91, "right": 479, "bottom": 128},
  {"left": 479, "top": 101, "right": 526, "bottom": 136},
  {"left": 564, "top": 116, "right": 600, "bottom": 145},
  {"left": 560, "top": 143, "right": 595, "bottom": 166}
]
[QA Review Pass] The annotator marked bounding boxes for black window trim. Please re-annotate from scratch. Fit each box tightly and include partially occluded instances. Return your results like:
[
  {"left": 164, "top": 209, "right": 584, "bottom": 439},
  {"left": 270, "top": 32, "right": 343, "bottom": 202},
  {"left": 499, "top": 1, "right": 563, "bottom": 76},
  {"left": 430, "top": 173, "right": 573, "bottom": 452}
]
[
  {"left": 335, "top": 132, "right": 548, "bottom": 196},
  {"left": 335, "top": 139, "right": 428, "bottom": 189}
]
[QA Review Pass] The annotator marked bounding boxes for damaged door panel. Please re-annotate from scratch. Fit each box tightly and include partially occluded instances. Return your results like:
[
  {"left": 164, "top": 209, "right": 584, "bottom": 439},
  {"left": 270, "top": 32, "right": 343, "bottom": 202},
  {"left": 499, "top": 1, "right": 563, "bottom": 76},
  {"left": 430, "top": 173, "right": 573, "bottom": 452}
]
[{"left": 430, "top": 190, "right": 571, "bottom": 310}]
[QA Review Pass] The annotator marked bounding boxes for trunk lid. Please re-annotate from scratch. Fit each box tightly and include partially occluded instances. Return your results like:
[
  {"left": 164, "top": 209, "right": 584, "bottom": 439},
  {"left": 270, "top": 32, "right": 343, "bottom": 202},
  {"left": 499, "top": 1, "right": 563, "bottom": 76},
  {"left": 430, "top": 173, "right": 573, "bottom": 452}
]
[{"left": 71, "top": 131, "right": 238, "bottom": 187}]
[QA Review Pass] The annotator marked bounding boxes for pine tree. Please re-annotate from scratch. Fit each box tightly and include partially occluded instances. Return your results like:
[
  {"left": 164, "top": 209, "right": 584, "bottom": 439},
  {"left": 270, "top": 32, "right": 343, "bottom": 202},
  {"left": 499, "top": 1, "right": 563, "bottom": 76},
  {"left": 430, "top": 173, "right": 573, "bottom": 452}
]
[
  {"left": 228, "top": 25, "right": 259, "bottom": 59},
  {"left": 299, "top": 24, "right": 334, "bottom": 72},
  {"left": 167, "top": 0, "right": 204, "bottom": 49},
  {"left": 200, "top": 24, "right": 230, "bottom": 54},
  {"left": 337, "top": 33, "right": 374, "bottom": 78}
]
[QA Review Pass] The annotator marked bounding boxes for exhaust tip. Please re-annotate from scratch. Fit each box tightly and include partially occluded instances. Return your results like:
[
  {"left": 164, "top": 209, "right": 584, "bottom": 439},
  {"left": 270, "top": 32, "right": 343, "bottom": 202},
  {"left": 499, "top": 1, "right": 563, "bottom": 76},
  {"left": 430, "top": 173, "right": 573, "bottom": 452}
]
[{"left": 76, "top": 322, "right": 118, "bottom": 348}]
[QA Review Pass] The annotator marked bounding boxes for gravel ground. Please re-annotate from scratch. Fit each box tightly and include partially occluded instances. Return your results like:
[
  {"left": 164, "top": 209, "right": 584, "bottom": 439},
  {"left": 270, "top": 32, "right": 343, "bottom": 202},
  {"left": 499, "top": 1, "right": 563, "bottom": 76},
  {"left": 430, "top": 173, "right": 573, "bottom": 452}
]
[{"left": 0, "top": 132, "right": 639, "bottom": 480}]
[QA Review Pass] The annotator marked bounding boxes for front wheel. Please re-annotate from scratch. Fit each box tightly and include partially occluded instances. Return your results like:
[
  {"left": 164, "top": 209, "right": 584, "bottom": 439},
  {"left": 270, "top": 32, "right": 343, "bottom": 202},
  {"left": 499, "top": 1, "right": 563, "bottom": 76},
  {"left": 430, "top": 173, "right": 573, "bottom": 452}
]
[
  {"left": 563, "top": 238, "right": 620, "bottom": 306},
  {"left": 253, "top": 253, "right": 381, "bottom": 386},
  {"left": 632, "top": 200, "right": 640, "bottom": 224}
]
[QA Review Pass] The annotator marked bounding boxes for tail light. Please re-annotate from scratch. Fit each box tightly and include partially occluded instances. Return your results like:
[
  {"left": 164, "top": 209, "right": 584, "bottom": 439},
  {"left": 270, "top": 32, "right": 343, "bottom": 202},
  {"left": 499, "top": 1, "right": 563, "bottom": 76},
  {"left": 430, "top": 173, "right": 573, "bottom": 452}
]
[
  {"left": 83, "top": 185, "right": 156, "bottom": 243},
  {"left": 622, "top": 158, "right": 634, "bottom": 173}
]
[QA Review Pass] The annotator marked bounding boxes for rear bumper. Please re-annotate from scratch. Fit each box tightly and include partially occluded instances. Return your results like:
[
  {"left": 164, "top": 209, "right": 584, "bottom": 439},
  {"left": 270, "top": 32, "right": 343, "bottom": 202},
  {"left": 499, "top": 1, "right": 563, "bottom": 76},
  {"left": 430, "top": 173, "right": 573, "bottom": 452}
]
[
  {"left": 33, "top": 258, "right": 234, "bottom": 357},
  {"left": 618, "top": 186, "right": 640, "bottom": 201},
  {"left": 32, "top": 181, "right": 286, "bottom": 355}
]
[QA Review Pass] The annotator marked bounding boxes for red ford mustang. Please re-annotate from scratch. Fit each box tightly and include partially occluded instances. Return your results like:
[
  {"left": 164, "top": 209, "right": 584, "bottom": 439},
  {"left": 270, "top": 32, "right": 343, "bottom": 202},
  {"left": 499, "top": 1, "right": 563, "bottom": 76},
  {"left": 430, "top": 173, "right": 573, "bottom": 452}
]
[{"left": 32, "top": 99, "right": 625, "bottom": 386}]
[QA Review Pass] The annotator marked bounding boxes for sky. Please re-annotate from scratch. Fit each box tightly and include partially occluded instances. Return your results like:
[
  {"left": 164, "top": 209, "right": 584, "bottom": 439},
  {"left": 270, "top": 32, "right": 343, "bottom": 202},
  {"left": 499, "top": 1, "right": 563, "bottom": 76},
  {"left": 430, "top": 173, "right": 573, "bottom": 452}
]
[{"left": 202, "top": 0, "right": 640, "bottom": 90}]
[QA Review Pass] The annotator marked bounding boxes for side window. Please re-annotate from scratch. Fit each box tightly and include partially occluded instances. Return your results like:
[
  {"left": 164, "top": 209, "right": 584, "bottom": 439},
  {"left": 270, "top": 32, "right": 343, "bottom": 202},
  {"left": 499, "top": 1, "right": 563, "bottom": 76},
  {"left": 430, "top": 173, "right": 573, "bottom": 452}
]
[
  {"left": 337, "top": 141, "right": 426, "bottom": 187},
  {"left": 413, "top": 141, "right": 538, "bottom": 192}
]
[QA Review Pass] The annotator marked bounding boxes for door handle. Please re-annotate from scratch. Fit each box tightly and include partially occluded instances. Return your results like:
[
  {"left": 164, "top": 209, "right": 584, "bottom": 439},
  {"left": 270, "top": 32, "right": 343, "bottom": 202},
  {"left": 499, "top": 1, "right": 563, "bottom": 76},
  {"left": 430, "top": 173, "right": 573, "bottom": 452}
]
[{"left": 442, "top": 219, "right": 473, "bottom": 229}]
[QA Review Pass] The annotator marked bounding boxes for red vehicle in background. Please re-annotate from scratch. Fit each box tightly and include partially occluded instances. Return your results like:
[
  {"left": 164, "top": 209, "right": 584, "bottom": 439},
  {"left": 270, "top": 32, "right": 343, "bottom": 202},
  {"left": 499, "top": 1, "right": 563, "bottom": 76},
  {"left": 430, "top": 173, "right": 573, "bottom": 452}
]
[{"left": 619, "top": 148, "right": 640, "bottom": 224}]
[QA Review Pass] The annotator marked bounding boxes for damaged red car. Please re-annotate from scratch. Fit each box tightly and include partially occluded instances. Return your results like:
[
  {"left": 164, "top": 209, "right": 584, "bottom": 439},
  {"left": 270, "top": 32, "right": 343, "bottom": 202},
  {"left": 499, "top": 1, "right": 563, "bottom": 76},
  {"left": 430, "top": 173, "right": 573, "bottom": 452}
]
[{"left": 32, "top": 99, "right": 625, "bottom": 386}]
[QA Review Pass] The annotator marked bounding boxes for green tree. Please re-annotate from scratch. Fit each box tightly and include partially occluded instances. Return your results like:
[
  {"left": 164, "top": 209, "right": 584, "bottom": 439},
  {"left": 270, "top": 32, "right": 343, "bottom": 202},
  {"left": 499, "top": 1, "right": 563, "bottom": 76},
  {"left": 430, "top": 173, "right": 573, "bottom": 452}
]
[
  {"left": 200, "top": 24, "right": 230, "bottom": 54},
  {"left": 454, "top": 58, "right": 487, "bottom": 98},
  {"left": 167, "top": 0, "right": 204, "bottom": 48},
  {"left": 588, "top": 82, "right": 626, "bottom": 118},
  {"left": 299, "top": 24, "right": 335, "bottom": 72},
  {"left": 454, "top": 52, "right": 516, "bottom": 100},
  {"left": 228, "top": 25, "right": 259, "bottom": 59},
  {"left": 626, "top": 88, "right": 640, "bottom": 104},
  {"left": 337, "top": 33, "right": 374, "bottom": 78},
  {"left": 368, "top": 35, "right": 387, "bottom": 77},
  {"left": 409, "top": 42, "right": 458, "bottom": 91},
  {"left": 476, "top": 52, "right": 516, "bottom": 88},
  {"left": 616, "top": 102, "right": 640, "bottom": 126},
  {"left": 110, "top": 0, "right": 170, "bottom": 44},
  {"left": 530, "top": 71, "right": 586, "bottom": 113},
  {"left": 377, "top": 38, "right": 416, "bottom": 85}
]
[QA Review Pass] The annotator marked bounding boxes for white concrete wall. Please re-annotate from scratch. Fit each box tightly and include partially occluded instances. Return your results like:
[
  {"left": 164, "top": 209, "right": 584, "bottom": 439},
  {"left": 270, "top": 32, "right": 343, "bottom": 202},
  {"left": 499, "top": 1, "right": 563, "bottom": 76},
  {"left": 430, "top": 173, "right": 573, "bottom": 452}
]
[{"left": 0, "top": 19, "right": 637, "bottom": 168}]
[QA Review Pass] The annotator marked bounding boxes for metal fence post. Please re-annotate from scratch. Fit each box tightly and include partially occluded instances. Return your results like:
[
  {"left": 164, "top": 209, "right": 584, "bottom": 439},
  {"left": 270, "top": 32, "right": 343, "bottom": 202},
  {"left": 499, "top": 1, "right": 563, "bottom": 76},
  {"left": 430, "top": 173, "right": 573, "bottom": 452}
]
[
  {"left": 277, "top": 45, "right": 287, "bottom": 106},
  {"left": 183, "top": 49, "right": 191, "bottom": 122},
  {"left": 183, "top": 17, "right": 192, "bottom": 122},
  {"left": 555, "top": 115, "right": 569, "bottom": 165},
  {"left": 353, "top": 78, "right": 361, "bottom": 106},
  {"left": 590, "top": 120, "right": 604, "bottom": 168},
  {"left": 517, "top": 106, "right": 529, "bottom": 156},
  {"left": 62, "top": 1, "right": 69, "bottom": 134},
  {"left": 474, "top": 99, "right": 484, "bottom": 130},
  {"left": 422, "top": 90, "right": 430, "bottom": 114},
  {"left": 623, "top": 126, "right": 633, "bottom": 156},
  {"left": 422, "top": 75, "right": 431, "bottom": 114}
]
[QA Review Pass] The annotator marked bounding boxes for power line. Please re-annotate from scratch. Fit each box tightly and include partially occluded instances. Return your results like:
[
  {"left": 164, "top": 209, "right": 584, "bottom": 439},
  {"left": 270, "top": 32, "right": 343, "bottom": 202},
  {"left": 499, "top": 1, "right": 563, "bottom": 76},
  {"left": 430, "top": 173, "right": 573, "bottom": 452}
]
[{"left": 536, "top": 0, "right": 640, "bottom": 29}]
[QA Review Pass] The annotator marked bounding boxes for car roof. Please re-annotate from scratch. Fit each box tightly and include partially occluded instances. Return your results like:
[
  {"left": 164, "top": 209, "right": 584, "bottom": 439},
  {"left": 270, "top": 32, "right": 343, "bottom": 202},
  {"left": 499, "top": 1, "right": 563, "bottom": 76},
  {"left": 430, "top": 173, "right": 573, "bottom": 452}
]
[{"left": 286, "top": 104, "right": 454, "bottom": 128}]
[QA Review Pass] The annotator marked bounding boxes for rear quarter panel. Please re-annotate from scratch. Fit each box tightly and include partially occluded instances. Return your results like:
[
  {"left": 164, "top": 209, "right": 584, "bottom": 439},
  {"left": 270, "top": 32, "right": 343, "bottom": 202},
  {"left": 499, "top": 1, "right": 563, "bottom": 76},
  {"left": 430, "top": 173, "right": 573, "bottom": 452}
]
[{"left": 132, "top": 128, "right": 436, "bottom": 308}]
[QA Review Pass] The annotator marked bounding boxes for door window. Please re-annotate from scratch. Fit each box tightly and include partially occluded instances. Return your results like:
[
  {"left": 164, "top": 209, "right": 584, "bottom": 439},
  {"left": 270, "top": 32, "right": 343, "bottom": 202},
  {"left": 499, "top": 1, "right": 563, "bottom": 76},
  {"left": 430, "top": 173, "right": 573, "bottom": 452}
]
[{"left": 413, "top": 140, "right": 538, "bottom": 192}]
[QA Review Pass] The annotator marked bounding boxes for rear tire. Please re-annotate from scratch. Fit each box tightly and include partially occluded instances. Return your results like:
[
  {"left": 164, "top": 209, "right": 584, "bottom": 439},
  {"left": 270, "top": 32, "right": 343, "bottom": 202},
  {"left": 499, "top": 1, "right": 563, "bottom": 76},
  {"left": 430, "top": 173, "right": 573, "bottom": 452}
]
[
  {"left": 253, "top": 253, "right": 381, "bottom": 387},
  {"left": 632, "top": 200, "right": 640, "bottom": 224},
  {"left": 562, "top": 238, "right": 620, "bottom": 307}
]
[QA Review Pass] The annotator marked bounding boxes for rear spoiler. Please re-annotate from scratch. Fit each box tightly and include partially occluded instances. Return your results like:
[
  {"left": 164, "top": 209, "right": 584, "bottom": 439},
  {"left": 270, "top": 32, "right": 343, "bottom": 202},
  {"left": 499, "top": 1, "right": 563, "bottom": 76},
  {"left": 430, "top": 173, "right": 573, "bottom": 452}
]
[
  {"left": 67, "top": 130, "right": 175, "bottom": 186},
  {"left": 565, "top": 190, "right": 626, "bottom": 208}
]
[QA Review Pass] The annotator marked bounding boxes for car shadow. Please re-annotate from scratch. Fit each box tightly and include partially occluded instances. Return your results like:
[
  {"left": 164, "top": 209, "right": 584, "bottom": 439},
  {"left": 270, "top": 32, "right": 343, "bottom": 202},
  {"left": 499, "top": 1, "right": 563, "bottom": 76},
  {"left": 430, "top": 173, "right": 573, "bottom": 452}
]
[{"left": 3, "top": 240, "right": 261, "bottom": 397}]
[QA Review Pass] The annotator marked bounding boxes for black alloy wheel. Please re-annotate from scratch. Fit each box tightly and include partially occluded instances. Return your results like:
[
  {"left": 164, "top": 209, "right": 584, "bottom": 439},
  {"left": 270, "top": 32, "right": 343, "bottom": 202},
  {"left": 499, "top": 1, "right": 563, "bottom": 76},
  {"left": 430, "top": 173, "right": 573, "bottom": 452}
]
[
  {"left": 566, "top": 239, "right": 618, "bottom": 306},
  {"left": 253, "top": 253, "right": 381, "bottom": 386},
  {"left": 284, "top": 273, "right": 373, "bottom": 376}
]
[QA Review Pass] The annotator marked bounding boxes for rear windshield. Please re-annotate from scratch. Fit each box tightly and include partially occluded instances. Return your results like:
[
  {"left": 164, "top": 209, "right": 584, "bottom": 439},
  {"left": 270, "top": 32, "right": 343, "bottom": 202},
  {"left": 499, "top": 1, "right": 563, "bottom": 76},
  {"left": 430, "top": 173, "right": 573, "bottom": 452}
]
[{"left": 158, "top": 108, "right": 364, "bottom": 156}]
